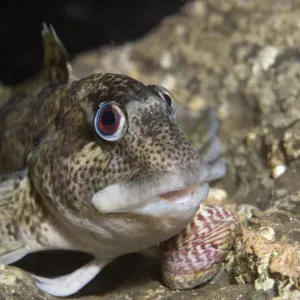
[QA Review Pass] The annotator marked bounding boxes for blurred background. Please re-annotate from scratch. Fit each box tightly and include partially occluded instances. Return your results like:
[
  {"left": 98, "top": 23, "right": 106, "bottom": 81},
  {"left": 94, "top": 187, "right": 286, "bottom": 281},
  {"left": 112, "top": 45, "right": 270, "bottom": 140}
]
[{"left": 0, "top": 0, "right": 189, "bottom": 84}]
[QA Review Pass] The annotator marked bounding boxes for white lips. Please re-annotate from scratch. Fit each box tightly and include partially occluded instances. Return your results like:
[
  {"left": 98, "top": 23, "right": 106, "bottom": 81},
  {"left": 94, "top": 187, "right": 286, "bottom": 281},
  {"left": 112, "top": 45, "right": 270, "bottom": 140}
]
[
  {"left": 92, "top": 179, "right": 209, "bottom": 220},
  {"left": 91, "top": 160, "right": 213, "bottom": 216}
]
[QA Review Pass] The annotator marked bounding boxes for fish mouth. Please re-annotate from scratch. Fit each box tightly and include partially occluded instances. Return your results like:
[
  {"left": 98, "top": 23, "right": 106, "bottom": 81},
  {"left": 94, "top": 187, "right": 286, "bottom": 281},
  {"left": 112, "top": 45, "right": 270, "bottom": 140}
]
[
  {"left": 126, "top": 183, "right": 209, "bottom": 217},
  {"left": 91, "top": 161, "right": 212, "bottom": 217},
  {"left": 159, "top": 185, "right": 201, "bottom": 202},
  {"left": 91, "top": 167, "right": 210, "bottom": 217}
]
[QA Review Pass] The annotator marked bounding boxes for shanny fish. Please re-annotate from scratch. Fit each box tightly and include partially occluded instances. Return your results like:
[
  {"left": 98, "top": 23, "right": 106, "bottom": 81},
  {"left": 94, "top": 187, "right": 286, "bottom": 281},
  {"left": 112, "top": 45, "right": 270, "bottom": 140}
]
[{"left": 0, "top": 24, "right": 235, "bottom": 297}]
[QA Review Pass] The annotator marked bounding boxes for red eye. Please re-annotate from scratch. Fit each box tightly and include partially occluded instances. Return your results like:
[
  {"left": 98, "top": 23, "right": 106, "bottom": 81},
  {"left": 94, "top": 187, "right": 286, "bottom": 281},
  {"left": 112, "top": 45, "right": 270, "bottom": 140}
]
[
  {"left": 94, "top": 102, "right": 127, "bottom": 141},
  {"left": 98, "top": 105, "right": 120, "bottom": 134}
]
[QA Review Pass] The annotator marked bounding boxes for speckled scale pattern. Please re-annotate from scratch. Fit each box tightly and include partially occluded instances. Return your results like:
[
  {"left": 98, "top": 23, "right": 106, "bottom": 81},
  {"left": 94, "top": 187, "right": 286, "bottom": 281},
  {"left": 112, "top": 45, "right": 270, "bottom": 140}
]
[
  {"left": 0, "top": 171, "right": 50, "bottom": 257},
  {"left": 28, "top": 72, "right": 201, "bottom": 219},
  {"left": 160, "top": 205, "right": 237, "bottom": 290}
]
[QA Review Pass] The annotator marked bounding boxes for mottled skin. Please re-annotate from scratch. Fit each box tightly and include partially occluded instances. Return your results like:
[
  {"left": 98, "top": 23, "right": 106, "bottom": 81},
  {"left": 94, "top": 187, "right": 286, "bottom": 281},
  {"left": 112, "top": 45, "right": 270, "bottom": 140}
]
[
  {"left": 1, "top": 71, "right": 200, "bottom": 249},
  {"left": 0, "top": 25, "right": 220, "bottom": 296}
]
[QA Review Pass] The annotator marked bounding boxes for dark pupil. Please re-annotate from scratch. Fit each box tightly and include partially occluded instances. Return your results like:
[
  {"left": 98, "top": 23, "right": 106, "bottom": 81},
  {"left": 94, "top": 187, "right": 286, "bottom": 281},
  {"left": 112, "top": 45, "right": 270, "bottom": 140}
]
[
  {"left": 163, "top": 93, "right": 172, "bottom": 106},
  {"left": 102, "top": 111, "right": 116, "bottom": 126}
]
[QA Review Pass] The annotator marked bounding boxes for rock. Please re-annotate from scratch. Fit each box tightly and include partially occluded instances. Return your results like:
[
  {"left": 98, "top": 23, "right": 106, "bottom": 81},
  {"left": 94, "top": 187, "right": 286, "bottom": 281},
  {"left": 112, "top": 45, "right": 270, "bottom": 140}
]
[
  {"left": 0, "top": 254, "right": 272, "bottom": 300},
  {"left": 0, "top": 264, "right": 56, "bottom": 300}
]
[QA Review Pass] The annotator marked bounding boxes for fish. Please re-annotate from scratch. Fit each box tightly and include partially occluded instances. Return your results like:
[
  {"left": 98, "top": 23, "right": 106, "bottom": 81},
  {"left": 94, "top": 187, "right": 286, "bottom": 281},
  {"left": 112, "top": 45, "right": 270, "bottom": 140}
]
[{"left": 0, "top": 24, "right": 226, "bottom": 297}]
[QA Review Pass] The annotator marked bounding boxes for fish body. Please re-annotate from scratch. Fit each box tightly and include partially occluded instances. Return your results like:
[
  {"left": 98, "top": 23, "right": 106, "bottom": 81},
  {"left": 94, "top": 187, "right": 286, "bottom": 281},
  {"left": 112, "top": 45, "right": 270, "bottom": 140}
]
[{"left": 0, "top": 25, "right": 225, "bottom": 296}]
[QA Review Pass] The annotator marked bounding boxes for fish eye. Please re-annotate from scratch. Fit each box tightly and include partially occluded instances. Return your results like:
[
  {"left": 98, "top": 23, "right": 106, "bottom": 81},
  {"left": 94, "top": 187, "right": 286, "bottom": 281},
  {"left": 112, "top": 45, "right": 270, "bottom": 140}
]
[
  {"left": 94, "top": 102, "right": 127, "bottom": 142},
  {"left": 150, "top": 85, "right": 177, "bottom": 118}
]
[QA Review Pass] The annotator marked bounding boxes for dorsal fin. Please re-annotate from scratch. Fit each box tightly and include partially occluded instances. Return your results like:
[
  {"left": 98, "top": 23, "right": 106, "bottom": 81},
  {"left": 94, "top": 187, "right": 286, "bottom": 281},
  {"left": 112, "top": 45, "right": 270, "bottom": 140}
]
[
  {"left": 41, "top": 23, "right": 73, "bottom": 85},
  {"left": 0, "top": 24, "right": 75, "bottom": 104}
]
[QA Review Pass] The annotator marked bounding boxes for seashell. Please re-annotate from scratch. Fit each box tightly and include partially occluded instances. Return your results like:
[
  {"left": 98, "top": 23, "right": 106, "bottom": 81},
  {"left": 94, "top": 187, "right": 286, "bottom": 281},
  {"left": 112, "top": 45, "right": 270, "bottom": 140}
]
[{"left": 159, "top": 205, "right": 237, "bottom": 290}]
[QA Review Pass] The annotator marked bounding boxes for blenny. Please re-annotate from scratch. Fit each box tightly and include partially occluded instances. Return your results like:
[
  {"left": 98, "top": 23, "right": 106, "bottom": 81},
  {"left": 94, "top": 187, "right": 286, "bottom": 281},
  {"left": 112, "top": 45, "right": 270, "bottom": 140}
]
[{"left": 0, "top": 24, "right": 235, "bottom": 296}]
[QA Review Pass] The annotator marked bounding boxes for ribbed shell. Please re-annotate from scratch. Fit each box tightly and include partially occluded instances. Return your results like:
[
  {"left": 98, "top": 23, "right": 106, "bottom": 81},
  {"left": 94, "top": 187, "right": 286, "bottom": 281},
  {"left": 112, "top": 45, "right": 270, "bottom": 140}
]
[{"left": 160, "top": 205, "right": 237, "bottom": 290}]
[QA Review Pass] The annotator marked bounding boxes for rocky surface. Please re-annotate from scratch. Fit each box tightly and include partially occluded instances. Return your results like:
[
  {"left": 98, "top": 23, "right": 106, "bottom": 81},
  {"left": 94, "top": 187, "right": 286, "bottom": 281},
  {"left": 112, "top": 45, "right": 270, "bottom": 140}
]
[
  {"left": 2, "top": 0, "right": 300, "bottom": 299},
  {"left": 0, "top": 264, "right": 56, "bottom": 300},
  {"left": 1, "top": 252, "right": 271, "bottom": 300}
]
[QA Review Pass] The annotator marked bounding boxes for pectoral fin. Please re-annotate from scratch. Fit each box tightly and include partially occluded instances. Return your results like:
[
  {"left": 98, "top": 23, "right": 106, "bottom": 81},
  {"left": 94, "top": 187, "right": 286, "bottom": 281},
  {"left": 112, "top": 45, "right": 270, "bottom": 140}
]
[
  {"left": 0, "top": 243, "right": 30, "bottom": 264},
  {"left": 33, "top": 258, "right": 112, "bottom": 296}
]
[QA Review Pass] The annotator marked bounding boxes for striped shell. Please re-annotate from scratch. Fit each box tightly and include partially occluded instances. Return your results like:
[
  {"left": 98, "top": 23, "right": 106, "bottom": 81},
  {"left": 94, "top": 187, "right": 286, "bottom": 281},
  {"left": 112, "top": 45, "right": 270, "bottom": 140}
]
[{"left": 159, "top": 205, "right": 237, "bottom": 290}]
